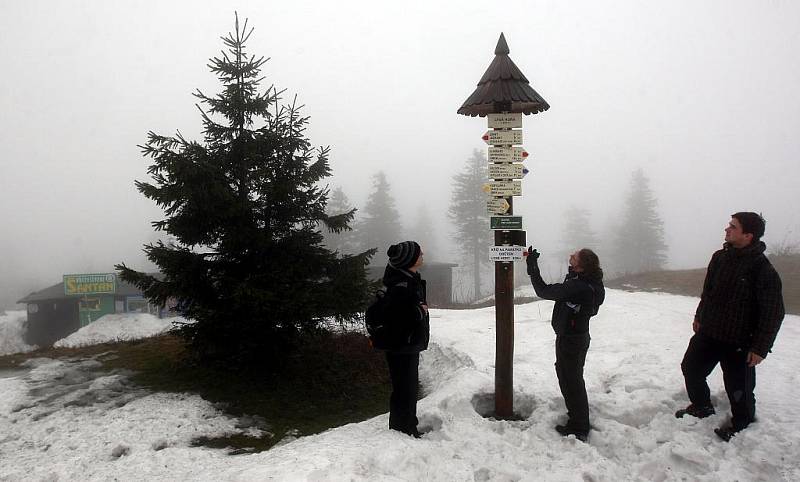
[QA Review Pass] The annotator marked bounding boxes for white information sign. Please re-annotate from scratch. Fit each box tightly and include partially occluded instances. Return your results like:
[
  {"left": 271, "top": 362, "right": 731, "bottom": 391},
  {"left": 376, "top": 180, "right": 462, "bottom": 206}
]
[
  {"left": 486, "top": 197, "right": 510, "bottom": 214},
  {"left": 487, "top": 113, "right": 523, "bottom": 129},
  {"left": 488, "top": 146, "right": 528, "bottom": 162},
  {"left": 489, "top": 163, "right": 524, "bottom": 179},
  {"left": 482, "top": 130, "right": 523, "bottom": 146},
  {"left": 488, "top": 245, "right": 526, "bottom": 262},
  {"left": 483, "top": 181, "right": 522, "bottom": 197}
]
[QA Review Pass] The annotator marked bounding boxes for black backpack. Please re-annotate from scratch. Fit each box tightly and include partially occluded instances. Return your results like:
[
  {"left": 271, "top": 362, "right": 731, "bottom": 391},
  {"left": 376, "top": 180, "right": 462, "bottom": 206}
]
[{"left": 365, "top": 288, "right": 410, "bottom": 350}]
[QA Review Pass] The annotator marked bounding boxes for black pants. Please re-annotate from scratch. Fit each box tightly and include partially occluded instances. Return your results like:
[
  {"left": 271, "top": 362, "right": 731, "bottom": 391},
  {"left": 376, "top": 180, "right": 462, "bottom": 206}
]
[
  {"left": 555, "top": 333, "right": 591, "bottom": 432},
  {"left": 386, "top": 352, "right": 420, "bottom": 434},
  {"left": 681, "top": 333, "right": 756, "bottom": 430}
]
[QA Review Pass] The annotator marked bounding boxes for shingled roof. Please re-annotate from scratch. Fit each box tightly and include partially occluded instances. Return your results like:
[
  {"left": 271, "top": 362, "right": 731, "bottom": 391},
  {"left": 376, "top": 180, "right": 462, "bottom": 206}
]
[
  {"left": 457, "top": 33, "right": 549, "bottom": 117},
  {"left": 17, "top": 276, "right": 151, "bottom": 303}
]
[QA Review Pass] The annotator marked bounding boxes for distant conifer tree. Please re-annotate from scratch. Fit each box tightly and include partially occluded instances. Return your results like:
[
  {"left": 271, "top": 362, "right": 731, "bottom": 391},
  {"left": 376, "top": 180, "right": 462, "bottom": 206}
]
[
  {"left": 409, "top": 204, "right": 438, "bottom": 262},
  {"left": 448, "top": 149, "right": 492, "bottom": 300},
  {"left": 613, "top": 168, "right": 668, "bottom": 273},
  {"left": 356, "top": 171, "right": 402, "bottom": 265},
  {"left": 559, "top": 206, "right": 599, "bottom": 259},
  {"left": 116, "top": 15, "right": 374, "bottom": 365}
]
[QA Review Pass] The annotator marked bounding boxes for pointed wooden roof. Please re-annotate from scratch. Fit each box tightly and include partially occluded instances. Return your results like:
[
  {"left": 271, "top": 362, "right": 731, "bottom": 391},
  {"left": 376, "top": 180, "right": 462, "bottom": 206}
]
[{"left": 458, "top": 33, "right": 550, "bottom": 117}]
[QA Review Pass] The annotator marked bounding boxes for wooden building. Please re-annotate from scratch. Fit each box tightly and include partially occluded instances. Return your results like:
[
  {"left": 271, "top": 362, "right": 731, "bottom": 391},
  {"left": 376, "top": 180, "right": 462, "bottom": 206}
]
[
  {"left": 16, "top": 273, "right": 159, "bottom": 347},
  {"left": 367, "top": 261, "right": 458, "bottom": 307}
]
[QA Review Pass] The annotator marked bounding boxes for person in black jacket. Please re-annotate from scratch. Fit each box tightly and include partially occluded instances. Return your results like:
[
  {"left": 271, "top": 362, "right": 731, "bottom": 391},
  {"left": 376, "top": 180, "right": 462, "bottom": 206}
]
[
  {"left": 382, "top": 241, "right": 430, "bottom": 437},
  {"left": 526, "top": 247, "right": 605, "bottom": 442},
  {"left": 676, "top": 212, "right": 784, "bottom": 441}
]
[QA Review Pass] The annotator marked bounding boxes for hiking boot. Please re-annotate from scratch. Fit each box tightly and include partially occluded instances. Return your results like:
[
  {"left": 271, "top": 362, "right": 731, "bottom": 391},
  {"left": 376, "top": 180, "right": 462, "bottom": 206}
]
[
  {"left": 555, "top": 424, "right": 588, "bottom": 442},
  {"left": 714, "top": 425, "right": 739, "bottom": 442},
  {"left": 675, "top": 404, "right": 715, "bottom": 419}
]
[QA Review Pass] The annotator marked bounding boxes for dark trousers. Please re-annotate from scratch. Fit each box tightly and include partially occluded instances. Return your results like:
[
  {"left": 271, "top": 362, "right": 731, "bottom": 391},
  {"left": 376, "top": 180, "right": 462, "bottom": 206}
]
[
  {"left": 555, "top": 333, "right": 591, "bottom": 432},
  {"left": 386, "top": 352, "right": 420, "bottom": 434},
  {"left": 681, "top": 333, "right": 756, "bottom": 430}
]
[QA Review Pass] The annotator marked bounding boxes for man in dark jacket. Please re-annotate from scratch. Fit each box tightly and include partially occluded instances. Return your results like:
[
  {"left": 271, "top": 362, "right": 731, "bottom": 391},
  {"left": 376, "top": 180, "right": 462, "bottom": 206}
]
[
  {"left": 677, "top": 212, "right": 784, "bottom": 441},
  {"left": 527, "top": 247, "right": 605, "bottom": 441},
  {"left": 382, "top": 241, "right": 429, "bottom": 437}
]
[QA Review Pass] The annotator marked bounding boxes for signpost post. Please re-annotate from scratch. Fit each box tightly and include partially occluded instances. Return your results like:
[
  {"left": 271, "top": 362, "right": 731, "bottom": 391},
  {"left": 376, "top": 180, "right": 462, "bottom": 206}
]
[{"left": 457, "top": 33, "right": 549, "bottom": 418}]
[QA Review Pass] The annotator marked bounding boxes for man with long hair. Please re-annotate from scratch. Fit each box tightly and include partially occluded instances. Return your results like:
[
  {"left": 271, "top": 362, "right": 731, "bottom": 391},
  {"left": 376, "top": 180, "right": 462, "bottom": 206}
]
[{"left": 526, "top": 247, "right": 605, "bottom": 441}]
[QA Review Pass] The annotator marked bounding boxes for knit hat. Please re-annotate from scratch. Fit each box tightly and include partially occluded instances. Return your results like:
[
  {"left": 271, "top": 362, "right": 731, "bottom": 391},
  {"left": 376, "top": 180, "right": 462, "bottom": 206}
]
[{"left": 387, "top": 241, "right": 422, "bottom": 269}]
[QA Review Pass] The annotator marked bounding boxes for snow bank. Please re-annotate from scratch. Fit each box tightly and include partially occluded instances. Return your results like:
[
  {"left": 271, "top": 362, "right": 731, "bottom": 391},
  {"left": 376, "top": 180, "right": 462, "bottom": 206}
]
[
  {"left": 0, "top": 310, "right": 36, "bottom": 355},
  {"left": 54, "top": 313, "right": 179, "bottom": 348}
]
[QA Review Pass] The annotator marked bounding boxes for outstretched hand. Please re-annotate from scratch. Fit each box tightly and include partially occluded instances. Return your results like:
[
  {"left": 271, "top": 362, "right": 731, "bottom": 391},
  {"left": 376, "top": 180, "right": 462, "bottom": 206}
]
[{"left": 525, "top": 246, "right": 540, "bottom": 276}]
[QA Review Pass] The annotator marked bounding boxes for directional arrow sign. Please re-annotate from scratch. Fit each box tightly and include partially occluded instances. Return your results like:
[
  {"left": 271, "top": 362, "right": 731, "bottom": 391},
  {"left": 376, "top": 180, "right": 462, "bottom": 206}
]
[
  {"left": 488, "top": 245, "right": 526, "bottom": 262},
  {"left": 490, "top": 216, "right": 522, "bottom": 230},
  {"left": 484, "top": 181, "right": 521, "bottom": 197},
  {"left": 482, "top": 130, "right": 522, "bottom": 146},
  {"left": 487, "top": 197, "right": 510, "bottom": 215},
  {"left": 489, "top": 163, "right": 525, "bottom": 179},
  {"left": 487, "top": 113, "right": 523, "bottom": 129},
  {"left": 488, "top": 146, "right": 528, "bottom": 162}
]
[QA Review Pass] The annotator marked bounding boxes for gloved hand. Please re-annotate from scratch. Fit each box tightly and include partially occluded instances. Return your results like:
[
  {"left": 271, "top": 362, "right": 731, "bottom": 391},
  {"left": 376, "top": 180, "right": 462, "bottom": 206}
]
[{"left": 525, "top": 246, "right": 540, "bottom": 276}]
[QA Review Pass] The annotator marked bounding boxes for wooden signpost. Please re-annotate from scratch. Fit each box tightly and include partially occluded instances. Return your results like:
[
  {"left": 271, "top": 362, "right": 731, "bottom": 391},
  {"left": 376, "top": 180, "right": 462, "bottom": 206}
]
[{"left": 457, "top": 32, "right": 549, "bottom": 418}]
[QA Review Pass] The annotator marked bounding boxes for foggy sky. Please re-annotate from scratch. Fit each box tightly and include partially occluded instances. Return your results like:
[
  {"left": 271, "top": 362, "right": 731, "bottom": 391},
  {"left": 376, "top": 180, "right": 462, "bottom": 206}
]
[{"left": 1, "top": 0, "right": 799, "bottom": 308}]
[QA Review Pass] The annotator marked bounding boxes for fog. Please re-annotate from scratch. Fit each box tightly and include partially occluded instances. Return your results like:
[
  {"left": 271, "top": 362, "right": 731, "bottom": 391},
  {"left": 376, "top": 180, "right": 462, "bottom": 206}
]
[{"left": 1, "top": 0, "right": 798, "bottom": 309}]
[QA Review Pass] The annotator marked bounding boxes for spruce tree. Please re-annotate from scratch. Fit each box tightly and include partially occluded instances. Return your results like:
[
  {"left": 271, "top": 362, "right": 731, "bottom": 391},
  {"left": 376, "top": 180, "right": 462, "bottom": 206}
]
[
  {"left": 116, "top": 15, "right": 374, "bottom": 365},
  {"left": 356, "top": 171, "right": 402, "bottom": 265},
  {"left": 613, "top": 168, "right": 668, "bottom": 273},
  {"left": 448, "top": 149, "right": 493, "bottom": 300}
]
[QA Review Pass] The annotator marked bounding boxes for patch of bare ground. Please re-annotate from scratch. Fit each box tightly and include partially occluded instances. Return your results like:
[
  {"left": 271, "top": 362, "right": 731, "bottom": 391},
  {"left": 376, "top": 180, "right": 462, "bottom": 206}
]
[{"left": 605, "top": 254, "right": 799, "bottom": 315}]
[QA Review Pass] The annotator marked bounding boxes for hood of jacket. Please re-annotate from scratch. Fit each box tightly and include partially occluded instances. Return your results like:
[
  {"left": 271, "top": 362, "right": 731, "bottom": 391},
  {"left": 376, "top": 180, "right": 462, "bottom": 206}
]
[{"left": 382, "top": 264, "right": 418, "bottom": 287}]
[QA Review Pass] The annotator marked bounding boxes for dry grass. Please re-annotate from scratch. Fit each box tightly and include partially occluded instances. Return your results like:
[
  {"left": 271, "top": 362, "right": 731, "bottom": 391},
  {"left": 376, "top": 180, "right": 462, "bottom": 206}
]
[{"left": 606, "top": 254, "right": 799, "bottom": 315}]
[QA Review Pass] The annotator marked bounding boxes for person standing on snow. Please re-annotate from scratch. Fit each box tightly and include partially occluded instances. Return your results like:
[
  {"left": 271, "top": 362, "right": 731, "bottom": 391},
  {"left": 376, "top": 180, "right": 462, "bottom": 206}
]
[
  {"left": 382, "top": 241, "right": 430, "bottom": 438},
  {"left": 676, "top": 212, "right": 784, "bottom": 441},
  {"left": 526, "top": 247, "right": 605, "bottom": 442}
]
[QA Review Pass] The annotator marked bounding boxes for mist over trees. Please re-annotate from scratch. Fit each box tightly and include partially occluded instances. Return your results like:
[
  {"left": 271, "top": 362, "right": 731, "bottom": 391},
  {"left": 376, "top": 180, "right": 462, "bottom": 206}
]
[
  {"left": 116, "top": 16, "right": 374, "bottom": 365},
  {"left": 409, "top": 204, "right": 439, "bottom": 262},
  {"left": 356, "top": 171, "right": 402, "bottom": 265},
  {"left": 612, "top": 168, "right": 668, "bottom": 274},
  {"left": 448, "top": 149, "right": 492, "bottom": 300},
  {"left": 559, "top": 206, "right": 599, "bottom": 258}
]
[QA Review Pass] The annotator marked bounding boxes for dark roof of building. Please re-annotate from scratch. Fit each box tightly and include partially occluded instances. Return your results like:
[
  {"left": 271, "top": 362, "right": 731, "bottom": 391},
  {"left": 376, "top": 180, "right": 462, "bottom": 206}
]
[
  {"left": 458, "top": 33, "right": 550, "bottom": 117},
  {"left": 17, "top": 276, "right": 148, "bottom": 303}
]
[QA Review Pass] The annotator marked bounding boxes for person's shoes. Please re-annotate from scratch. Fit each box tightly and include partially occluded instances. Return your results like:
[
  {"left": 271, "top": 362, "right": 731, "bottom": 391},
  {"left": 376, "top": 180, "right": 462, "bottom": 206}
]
[
  {"left": 714, "top": 425, "right": 739, "bottom": 442},
  {"left": 390, "top": 426, "right": 422, "bottom": 438},
  {"left": 675, "top": 404, "right": 715, "bottom": 419},
  {"left": 555, "top": 424, "right": 588, "bottom": 442}
]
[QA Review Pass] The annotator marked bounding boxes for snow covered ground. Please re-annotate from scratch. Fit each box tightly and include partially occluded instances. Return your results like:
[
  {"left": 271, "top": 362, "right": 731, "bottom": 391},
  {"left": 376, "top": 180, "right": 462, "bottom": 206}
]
[{"left": 1, "top": 290, "right": 798, "bottom": 480}]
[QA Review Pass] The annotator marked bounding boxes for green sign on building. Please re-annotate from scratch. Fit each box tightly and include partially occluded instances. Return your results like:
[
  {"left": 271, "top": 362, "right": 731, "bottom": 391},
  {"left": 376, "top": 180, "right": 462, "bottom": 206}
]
[{"left": 64, "top": 273, "right": 117, "bottom": 296}]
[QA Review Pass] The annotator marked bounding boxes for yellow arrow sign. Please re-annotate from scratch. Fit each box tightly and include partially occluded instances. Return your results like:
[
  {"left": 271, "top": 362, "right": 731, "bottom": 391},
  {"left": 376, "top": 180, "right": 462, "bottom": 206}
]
[{"left": 487, "top": 197, "right": 511, "bottom": 214}]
